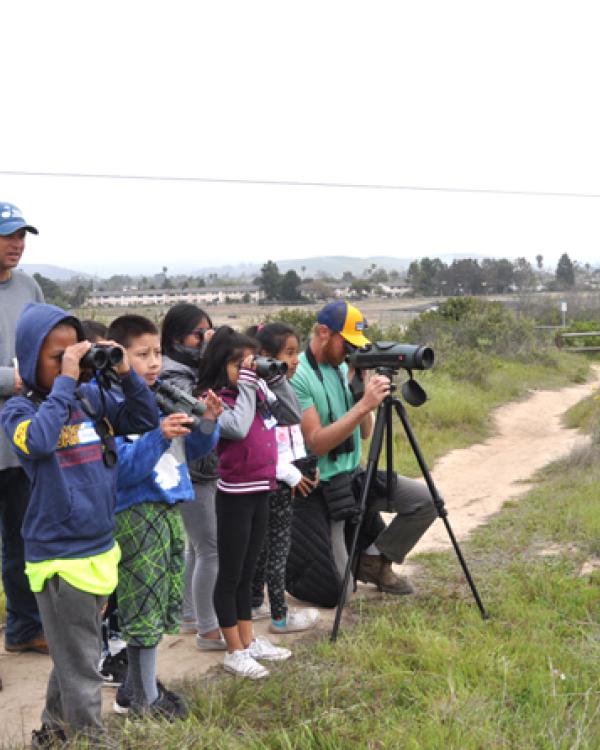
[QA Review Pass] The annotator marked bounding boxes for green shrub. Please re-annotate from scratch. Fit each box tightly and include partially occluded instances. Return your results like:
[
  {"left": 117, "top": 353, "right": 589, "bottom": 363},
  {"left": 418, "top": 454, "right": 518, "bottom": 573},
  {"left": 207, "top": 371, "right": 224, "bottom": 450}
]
[{"left": 261, "top": 308, "right": 316, "bottom": 344}]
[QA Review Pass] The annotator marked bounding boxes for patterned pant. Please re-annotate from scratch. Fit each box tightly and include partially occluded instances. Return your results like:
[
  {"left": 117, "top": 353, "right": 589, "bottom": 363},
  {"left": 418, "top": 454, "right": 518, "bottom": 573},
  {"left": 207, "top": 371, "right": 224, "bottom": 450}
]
[
  {"left": 251, "top": 484, "right": 294, "bottom": 621},
  {"left": 115, "top": 502, "right": 184, "bottom": 648}
]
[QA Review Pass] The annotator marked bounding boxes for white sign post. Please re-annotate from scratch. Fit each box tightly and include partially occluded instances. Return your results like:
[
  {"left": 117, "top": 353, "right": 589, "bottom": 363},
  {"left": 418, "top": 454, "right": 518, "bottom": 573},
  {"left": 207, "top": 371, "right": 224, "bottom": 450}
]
[{"left": 560, "top": 301, "right": 567, "bottom": 328}]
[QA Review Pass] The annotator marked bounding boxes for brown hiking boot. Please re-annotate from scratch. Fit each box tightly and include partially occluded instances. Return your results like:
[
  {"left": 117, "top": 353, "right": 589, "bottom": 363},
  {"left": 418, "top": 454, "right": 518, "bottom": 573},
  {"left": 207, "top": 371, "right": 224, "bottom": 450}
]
[
  {"left": 5, "top": 634, "right": 49, "bottom": 655},
  {"left": 356, "top": 553, "right": 415, "bottom": 595}
]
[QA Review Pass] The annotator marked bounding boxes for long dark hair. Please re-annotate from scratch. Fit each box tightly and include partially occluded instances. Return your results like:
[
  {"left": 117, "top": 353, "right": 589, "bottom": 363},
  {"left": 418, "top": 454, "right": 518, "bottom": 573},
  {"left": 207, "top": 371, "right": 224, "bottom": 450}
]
[
  {"left": 246, "top": 322, "right": 297, "bottom": 358},
  {"left": 161, "top": 303, "right": 213, "bottom": 361},
  {"left": 196, "top": 326, "right": 257, "bottom": 393}
]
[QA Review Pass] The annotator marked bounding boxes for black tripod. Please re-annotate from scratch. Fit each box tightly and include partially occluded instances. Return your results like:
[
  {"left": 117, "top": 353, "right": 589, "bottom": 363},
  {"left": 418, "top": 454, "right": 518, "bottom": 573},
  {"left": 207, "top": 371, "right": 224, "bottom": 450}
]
[{"left": 331, "top": 369, "right": 489, "bottom": 642}]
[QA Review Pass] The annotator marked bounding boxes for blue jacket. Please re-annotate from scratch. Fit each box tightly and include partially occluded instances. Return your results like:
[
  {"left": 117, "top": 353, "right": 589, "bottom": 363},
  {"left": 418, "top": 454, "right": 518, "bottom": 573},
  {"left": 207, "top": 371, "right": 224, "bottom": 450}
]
[
  {"left": 115, "top": 417, "right": 220, "bottom": 513},
  {"left": 0, "top": 303, "right": 160, "bottom": 562}
]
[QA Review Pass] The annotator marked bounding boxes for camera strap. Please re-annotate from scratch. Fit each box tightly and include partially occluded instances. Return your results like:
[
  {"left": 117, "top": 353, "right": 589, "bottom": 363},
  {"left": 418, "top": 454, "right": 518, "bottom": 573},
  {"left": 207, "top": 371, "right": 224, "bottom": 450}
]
[
  {"left": 304, "top": 346, "right": 355, "bottom": 462},
  {"left": 304, "top": 346, "right": 352, "bottom": 420}
]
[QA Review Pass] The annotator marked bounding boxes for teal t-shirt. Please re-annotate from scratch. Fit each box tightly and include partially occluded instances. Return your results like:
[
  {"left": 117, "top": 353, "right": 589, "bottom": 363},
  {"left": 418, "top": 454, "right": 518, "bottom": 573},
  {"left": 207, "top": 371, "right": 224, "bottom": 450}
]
[{"left": 291, "top": 352, "right": 361, "bottom": 482}]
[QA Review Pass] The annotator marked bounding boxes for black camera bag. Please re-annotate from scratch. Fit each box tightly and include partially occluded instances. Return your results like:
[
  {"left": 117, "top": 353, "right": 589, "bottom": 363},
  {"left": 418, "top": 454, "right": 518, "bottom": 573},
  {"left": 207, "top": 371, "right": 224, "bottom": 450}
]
[{"left": 321, "top": 471, "right": 359, "bottom": 521}]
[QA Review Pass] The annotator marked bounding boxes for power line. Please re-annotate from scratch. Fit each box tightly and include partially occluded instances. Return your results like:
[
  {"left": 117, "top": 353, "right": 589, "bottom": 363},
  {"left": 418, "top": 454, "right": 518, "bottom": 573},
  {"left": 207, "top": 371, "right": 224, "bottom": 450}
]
[{"left": 1, "top": 168, "right": 599, "bottom": 199}]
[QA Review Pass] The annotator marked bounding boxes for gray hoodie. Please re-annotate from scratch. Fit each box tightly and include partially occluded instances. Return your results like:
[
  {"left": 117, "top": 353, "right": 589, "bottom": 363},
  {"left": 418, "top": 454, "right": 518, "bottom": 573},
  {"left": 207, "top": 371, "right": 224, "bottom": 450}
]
[
  {"left": 160, "top": 354, "right": 218, "bottom": 481},
  {"left": 0, "top": 271, "right": 43, "bottom": 470}
]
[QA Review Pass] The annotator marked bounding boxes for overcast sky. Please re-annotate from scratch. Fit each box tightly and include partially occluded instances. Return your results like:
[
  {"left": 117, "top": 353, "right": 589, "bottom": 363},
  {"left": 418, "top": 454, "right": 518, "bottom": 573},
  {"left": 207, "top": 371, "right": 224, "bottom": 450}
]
[{"left": 1, "top": 1, "right": 599, "bottom": 275}]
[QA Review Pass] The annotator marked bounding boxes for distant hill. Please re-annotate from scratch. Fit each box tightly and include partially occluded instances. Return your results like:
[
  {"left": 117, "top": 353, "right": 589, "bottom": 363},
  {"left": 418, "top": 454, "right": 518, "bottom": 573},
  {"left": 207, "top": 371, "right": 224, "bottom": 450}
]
[
  {"left": 21, "top": 253, "right": 493, "bottom": 281},
  {"left": 191, "top": 254, "right": 493, "bottom": 279},
  {"left": 192, "top": 255, "right": 414, "bottom": 278},
  {"left": 20, "top": 264, "right": 92, "bottom": 280}
]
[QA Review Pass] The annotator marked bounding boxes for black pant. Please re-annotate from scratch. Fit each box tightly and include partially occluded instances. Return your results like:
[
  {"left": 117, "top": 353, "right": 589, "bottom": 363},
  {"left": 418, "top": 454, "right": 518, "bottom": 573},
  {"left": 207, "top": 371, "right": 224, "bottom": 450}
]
[
  {"left": 213, "top": 490, "right": 269, "bottom": 628},
  {"left": 0, "top": 467, "right": 42, "bottom": 645},
  {"left": 251, "top": 484, "right": 294, "bottom": 621}
]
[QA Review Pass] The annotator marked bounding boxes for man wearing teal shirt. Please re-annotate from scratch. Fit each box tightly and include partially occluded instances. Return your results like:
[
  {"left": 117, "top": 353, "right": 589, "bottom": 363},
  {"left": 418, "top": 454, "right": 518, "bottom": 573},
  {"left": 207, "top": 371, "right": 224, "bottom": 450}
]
[{"left": 290, "top": 301, "right": 436, "bottom": 597}]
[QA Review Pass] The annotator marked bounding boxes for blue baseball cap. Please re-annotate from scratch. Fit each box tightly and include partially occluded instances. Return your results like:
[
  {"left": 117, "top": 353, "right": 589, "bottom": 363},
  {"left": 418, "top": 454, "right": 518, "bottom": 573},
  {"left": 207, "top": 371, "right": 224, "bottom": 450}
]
[
  {"left": 317, "top": 300, "right": 370, "bottom": 348},
  {"left": 0, "top": 203, "right": 39, "bottom": 236}
]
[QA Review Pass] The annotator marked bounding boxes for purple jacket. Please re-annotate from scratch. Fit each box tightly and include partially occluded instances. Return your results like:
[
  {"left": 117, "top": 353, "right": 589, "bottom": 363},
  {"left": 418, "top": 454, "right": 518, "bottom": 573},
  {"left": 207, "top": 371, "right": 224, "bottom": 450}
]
[{"left": 215, "top": 368, "right": 302, "bottom": 495}]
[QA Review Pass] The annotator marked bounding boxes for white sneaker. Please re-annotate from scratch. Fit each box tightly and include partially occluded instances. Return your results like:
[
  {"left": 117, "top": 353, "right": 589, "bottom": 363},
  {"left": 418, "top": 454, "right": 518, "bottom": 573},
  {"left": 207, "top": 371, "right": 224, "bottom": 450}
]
[
  {"left": 223, "top": 649, "right": 269, "bottom": 679},
  {"left": 196, "top": 634, "right": 227, "bottom": 651},
  {"left": 269, "top": 608, "right": 320, "bottom": 634},
  {"left": 248, "top": 636, "right": 292, "bottom": 662},
  {"left": 251, "top": 603, "right": 271, "bottom": 620}
]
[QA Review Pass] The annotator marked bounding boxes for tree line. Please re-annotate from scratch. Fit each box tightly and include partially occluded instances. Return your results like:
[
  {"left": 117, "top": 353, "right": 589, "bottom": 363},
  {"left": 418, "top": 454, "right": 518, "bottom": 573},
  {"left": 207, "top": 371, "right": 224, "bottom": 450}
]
[{"left": 407, "top": 253, "right": 576, "bottom": 296}]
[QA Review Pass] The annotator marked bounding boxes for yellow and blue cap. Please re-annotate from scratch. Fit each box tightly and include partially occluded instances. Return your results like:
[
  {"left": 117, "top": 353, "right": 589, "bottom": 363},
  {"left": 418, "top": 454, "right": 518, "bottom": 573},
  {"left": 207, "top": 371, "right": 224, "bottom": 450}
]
[{"left": 317, "top": 301, "right": 370, "bottom": 348}]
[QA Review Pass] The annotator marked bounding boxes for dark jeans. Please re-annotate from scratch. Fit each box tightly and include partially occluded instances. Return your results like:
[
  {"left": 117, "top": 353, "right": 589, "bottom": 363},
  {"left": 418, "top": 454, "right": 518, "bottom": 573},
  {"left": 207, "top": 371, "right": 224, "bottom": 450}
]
[{"left": 0, "top": 467, "right": 42, "bottom": 645}]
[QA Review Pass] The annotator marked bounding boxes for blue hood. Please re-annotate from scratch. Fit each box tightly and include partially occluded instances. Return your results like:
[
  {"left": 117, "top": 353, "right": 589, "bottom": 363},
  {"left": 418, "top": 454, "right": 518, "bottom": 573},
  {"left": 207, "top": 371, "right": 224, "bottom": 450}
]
[{"left": 16, "top": 302, "right": 84, "bottom": 392}]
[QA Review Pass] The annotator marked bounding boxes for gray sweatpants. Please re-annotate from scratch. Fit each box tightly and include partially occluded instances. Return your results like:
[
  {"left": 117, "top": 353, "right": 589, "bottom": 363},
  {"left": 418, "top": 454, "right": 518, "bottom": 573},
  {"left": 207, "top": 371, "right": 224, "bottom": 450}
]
[
  {"left": 330, "top": 475, "right": 437, "bottom": 581},
  {"left": 180, "top": 480, "right": 219, "bottom": 634},
  {"left": 35, "top": 575, "right": 106, "bottom": 739},
  {"left": 368, "top": 475, "right": 437, "bottom": 563}
]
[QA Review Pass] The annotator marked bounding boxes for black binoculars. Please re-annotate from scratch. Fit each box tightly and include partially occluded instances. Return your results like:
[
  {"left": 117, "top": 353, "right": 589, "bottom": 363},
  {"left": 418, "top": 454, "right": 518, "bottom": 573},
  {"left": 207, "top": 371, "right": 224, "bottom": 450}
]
[
  {"left": 154, "top": 380, "right": 216, "bottom": 435},
  {"left": 80, "top": 344, "right": 123, "bottom": 371},
  {"left": 254, "top": 356, "right": 288, "bottom": 379}
]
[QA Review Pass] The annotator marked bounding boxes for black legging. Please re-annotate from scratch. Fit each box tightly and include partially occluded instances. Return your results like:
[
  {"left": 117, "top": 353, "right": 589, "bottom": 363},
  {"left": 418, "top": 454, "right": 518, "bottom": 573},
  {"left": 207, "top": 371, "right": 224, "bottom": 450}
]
[{"left": 213, "top": 490, "right": 269, "bottom": 628}]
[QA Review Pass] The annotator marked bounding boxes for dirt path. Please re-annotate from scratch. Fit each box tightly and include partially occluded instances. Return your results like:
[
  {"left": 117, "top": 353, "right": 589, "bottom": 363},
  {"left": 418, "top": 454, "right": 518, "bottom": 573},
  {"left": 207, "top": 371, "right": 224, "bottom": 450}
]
[{"left": 2, "top": 370, "right": 599, "bottom": 748}]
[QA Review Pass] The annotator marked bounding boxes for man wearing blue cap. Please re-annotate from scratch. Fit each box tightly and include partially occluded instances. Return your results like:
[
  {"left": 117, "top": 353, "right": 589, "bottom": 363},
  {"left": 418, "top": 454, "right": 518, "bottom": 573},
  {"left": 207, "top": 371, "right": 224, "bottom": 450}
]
[
  {"left": 0, "top": 202, "right": 46, "bottom": 657},
  {"left": 286, "top": 300, "right": 436, "bottom": 604}
]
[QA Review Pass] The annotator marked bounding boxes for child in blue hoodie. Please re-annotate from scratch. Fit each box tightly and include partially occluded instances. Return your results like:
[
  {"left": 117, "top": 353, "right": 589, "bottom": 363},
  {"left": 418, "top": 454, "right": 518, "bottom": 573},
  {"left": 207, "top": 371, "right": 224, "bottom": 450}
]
[
  {"left": 107, "top": 315, "right": 221, "bottom": 719},
  {"left": 0, "top": 303, "right": 159, "bottom": 746}
]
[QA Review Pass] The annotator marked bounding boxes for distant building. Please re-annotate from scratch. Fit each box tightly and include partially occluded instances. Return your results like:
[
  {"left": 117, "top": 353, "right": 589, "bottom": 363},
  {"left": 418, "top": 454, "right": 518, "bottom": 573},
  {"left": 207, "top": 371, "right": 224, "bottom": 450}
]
[{"left": 86, "top": 285, "right": 263, "bottom": 307}]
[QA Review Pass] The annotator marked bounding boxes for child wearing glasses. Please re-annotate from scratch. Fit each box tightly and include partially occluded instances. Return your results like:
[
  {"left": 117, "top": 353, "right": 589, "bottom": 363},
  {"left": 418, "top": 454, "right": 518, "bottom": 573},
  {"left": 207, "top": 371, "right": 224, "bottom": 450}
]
[
  {"left": 0, "top": 303, "right": 158, "bottom": 746},
  {"left": 107, "top": 314, "right": 222, "bottom": 719}
]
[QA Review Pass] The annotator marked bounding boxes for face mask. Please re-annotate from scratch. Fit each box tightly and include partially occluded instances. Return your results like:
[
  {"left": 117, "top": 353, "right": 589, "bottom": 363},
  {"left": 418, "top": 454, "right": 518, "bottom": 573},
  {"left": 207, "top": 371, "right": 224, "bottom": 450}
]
[{"left": 172, "top": 343, "right": 203, "bottom": 365}]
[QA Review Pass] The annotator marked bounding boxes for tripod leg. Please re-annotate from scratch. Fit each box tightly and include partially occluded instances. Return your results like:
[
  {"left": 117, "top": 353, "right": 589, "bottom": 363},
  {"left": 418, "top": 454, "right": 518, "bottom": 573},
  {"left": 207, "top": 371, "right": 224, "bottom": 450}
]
[
  {"left": 331, "top": 402, "right": 387, "bottom": 642},
  {"left": 393, "top": 399, "right": 489, "bottom": 619}
]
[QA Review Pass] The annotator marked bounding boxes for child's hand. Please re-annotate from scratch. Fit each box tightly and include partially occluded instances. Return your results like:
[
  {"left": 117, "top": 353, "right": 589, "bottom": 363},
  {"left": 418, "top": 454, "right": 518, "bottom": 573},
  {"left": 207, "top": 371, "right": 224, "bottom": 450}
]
[
  {"left": 293, "top": 472, "right": 319, "bottom": 498},
  {"left": 160, "top": 413, "right": 192, "bottom": 440},
  {"left": 97, "top": 339, "right": 130, "bottom": 376},
  {"left": 241, "top": 354, "right": 256, "bottom": 371},
  {"left": 61, "top": 341, "right": 92, "bottom": 381},
  {"left": 201, "top": 389, "right": 223, "bottom": 421}
]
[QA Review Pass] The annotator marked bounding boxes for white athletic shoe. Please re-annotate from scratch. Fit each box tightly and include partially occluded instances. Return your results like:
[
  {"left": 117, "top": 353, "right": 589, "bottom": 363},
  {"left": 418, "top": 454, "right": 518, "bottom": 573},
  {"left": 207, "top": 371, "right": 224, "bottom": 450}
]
[
  {"left": 223, "top": 649, "right": 269, "bottom": 679},
  {"left": 248, "top": 636, "right": 292, "bottom": 662},
  {"left": 196, "top": 634, "right": 227, "bottom": 651},
  {"left": 251, "top": 603, "right": 271, "bottom": 620},
  {"left": 268, "top": 608, "right": 320, "bottom": 634}
]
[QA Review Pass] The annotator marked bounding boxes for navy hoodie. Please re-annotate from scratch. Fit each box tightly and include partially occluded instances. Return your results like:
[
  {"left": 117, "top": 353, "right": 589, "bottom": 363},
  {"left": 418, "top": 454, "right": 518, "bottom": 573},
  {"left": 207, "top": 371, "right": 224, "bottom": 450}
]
[{"left": 0, "top": 303, "right": 160, "bottom": 562}]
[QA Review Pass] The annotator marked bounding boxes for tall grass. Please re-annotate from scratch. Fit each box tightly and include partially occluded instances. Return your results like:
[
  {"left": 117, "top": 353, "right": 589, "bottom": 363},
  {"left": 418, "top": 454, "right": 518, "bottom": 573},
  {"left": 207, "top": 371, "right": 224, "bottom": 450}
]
[{"left": 75, "top": 430, "right": 600, "bottom": 750}]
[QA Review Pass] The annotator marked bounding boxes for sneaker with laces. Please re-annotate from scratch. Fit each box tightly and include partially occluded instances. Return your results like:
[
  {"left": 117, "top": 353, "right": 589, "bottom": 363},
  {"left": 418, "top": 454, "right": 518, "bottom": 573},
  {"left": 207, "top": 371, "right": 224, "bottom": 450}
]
[
  {"left": 31, "top": 723, "right": 67, "bottom": 748},
  {"left": 196, "top": 634, "right": 227, "bottom": 651},
  {"left": 251, "top": 603, "right": 271, "bottom": 620},
  {"left": 269, "top": 608, "right": 320, "bottom": 634},
  {"left": 147, "top": 686, "right": 188, "bottom": 720},
  {"left": 248, "top": 636, "right": 292, "bottom": 662},
  {"left": 100, "top": 647, "right": 128, "bottom": 686},
  {"left": 223, "top": 649, "right": 269, "bottom": 679},
  {"left": 113, "top": 681, "right": 187, "bottom": 719},
  {"left": 113, "top": 683, "right": 132, "bottom": 715}
]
